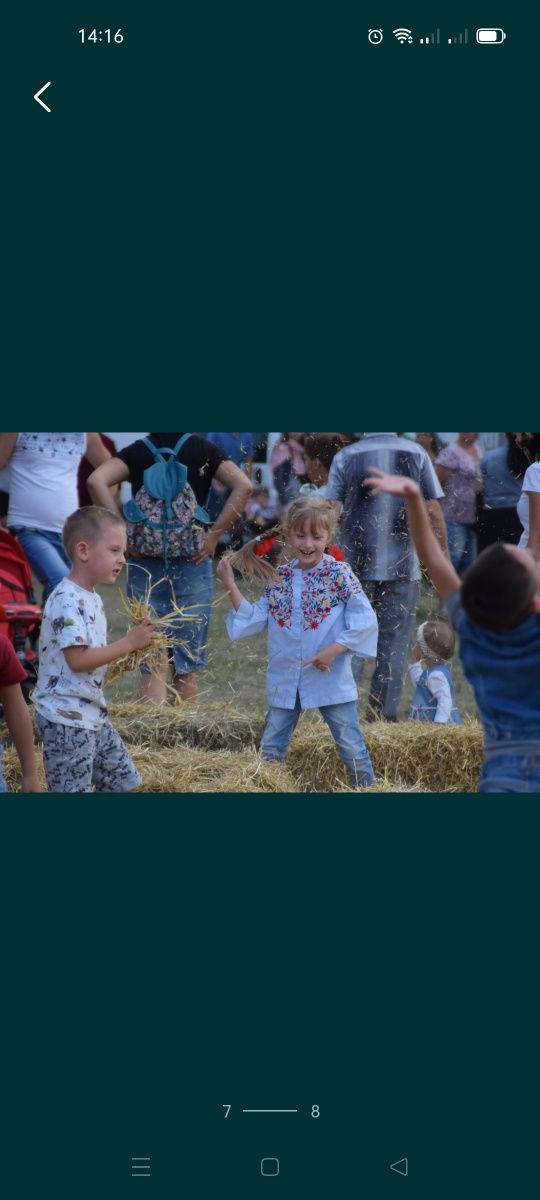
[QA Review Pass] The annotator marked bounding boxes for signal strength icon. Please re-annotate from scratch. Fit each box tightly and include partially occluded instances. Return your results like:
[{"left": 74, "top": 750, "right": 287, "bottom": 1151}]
[
  {"left": 393, "top": 28, "right": 413, "bottom": 43},
  {"left": 448, "top": 28, "right": 469, "bottom": 44},
  {"left": 419, "top": 29, "right": 440, "bottom": 44}
]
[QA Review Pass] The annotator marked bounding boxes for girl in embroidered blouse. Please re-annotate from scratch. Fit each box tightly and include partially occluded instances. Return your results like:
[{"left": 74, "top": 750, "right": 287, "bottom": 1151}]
[{"left": 216, "top": 496, "right": 378, "bottom": 789}]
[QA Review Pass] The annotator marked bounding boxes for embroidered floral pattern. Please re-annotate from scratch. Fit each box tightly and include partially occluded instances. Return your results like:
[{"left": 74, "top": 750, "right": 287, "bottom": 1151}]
[{"left": 267, "top": 558, "right": 362, "bottom": 631}]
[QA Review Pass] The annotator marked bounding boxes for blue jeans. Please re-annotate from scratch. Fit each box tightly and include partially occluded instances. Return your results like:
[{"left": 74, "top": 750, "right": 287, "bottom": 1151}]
[
  {"left": 354, "top": 579, "right": 419, "bottom": 721},
  {"left": 0, "top": 746, "right": 6, "bottom": 793},
  {"left": 10, "top": 527, "right": 71, "bottom": 604},
  {"left": 127, "top": 557, "right": 213, "bottom": 675},
  {"left": 446, "top": 522, "right": 477, "bottom": 575},
  {"left": 261, "top": 693, "right": 374, "bottom": 788},
  {"left": 480, "top": 736, "right": 540, "bottom": 793}
]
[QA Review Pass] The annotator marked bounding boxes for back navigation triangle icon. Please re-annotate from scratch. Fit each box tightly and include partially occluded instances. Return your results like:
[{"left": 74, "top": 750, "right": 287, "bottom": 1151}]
[{"left": 390, "top": 1157, "right": 408, "bottom": 1176}]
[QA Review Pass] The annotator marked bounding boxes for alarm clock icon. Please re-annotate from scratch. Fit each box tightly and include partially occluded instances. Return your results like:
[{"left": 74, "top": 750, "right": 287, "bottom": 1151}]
[{"left": 368, "top": 28, "right": 384, "bottom": 44}]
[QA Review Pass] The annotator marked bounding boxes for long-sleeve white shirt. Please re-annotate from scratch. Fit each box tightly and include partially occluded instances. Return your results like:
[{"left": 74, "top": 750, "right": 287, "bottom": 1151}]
[
  {"left": 226, "top": 554, "right": 378, "bottom": 710},
  {"left": 408, "top": 661, "right": 454, "bottom": 723}
]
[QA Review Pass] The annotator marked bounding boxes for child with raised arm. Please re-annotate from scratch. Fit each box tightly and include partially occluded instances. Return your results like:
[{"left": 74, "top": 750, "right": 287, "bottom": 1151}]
[
  {"left": 0, "top": 634, "right": 40, "bottom": 792},
  {"left": 364, "top": 467, "right": 540, "bottom": 792},
  {"left": 33, "top": 507, "right": 155, "bottom": 793},
  {"left": 217, "top": 496, "right": 378, "bottom": 789}
]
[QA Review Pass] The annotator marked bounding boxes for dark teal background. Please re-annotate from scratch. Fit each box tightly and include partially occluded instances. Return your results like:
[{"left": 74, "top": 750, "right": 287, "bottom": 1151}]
[
  {"left": 5, "top": 2, "right": 537, "bottom": 414},
  {"left": 3, "top": 4, "right": 539, "bottom": 1196}
]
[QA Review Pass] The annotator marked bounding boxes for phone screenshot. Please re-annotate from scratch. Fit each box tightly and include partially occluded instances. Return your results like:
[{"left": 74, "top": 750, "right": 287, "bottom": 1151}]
[{"left": 2, "top": 5, "right": 538, "bottom": 1197}]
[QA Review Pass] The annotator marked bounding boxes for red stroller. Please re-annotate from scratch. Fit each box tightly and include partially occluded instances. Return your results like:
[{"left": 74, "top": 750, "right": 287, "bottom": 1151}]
[{"left": 0, "top": 529, "right": 42, "bottom": 703}]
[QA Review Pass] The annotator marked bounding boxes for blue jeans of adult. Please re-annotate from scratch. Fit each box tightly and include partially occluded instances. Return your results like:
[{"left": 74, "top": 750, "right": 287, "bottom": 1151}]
[
  {"left": 446, "top": 521, "right": 476, "bottom": 575},
  {"left": 126, "top": 557, "right": 213, "bottom": 676},
  {"left": 10, "top": 527, "right": 71, "bottom": 604},
  {"left": 261, "top": 693, "right": 374, "bottom": 788},
  {"left": 354, "top": 579, "right": 419, "bottom": 721}
]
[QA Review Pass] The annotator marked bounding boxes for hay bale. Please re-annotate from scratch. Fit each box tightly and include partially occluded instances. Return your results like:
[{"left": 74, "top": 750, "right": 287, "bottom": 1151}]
[
  {"left": 110, "top": 703, "right": 484, "bottom": 791},
  {"left": 287, "top": 718, "right": 483, "bottom": 792},
  {"left": 108, "top": 701, "right": 263, "bottom": 750},
  {"left": 2, "top": 745, "right": 47, "bottom": 792},
  {"left": 0, "top": 741, "right": 294, "bottom": 794},
  {"left": 2, "top": 709, "right": 483, "bottom": 792},
  {"left": 130, "top": 745, "right": 296, "bottom": 792}
]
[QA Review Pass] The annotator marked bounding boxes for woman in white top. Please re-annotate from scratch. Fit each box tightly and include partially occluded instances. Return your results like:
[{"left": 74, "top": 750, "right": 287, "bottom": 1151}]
[
  {"left": 0, "top": 433, "right": 110, "bottom": 601},
  {"left": 516, "top": 432, "right": 540, "bottom": 558}
]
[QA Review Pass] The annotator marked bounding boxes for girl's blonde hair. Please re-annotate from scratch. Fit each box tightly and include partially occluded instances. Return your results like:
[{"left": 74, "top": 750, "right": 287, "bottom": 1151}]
[{"left": 224, "top": 495, "right": 338, "bottom": 585}]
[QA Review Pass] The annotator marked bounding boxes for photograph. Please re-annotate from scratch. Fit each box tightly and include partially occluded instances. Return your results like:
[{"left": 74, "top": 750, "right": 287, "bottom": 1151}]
[{"left": 1, "top": 430, "right": 539, "bottom": 795}]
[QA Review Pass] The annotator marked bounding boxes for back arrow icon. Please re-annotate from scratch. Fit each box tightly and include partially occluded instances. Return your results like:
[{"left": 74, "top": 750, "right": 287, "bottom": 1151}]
[{"left": 34, "top": 82, "right": 52, "bottom": 112}]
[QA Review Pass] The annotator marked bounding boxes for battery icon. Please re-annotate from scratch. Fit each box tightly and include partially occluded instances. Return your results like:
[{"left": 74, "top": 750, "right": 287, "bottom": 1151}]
[{"left": 476, "top": 28, "right": 506, "bottom": 43}]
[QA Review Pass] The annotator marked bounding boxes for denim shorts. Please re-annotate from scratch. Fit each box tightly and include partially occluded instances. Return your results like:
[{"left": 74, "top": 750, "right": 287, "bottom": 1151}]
[
  {"left": 480, "top": 741, "right": 540, "bottom": 793},
  {"left": 126, "top": 557, "right": 213, "bottom": 676}
]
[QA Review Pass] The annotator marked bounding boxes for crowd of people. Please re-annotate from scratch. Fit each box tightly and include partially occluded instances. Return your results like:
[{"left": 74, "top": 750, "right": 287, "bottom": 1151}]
[{"left": 0, "top": 429, "right": 539, "bottom": 795}]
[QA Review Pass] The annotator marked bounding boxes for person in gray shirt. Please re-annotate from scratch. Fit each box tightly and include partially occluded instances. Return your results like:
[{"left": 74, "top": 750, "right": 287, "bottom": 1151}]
[{"left": 327, "top": 432, "right": 446, "bottom": 720}]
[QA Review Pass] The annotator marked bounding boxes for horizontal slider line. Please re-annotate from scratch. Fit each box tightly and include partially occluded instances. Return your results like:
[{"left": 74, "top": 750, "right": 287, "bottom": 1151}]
[{"left": 242, "top": 1108, "right": 298, "bottom": 1112}]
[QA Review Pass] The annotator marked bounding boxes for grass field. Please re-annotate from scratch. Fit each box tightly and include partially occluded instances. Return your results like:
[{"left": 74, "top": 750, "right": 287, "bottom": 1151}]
[{"left": 98, "top": 567, "right": 478, "bottom": 719}]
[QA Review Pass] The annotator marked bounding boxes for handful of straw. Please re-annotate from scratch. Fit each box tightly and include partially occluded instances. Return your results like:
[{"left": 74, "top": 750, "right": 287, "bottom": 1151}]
[{"left": 106, "top": 576, "right": 198, "bottom": 686}]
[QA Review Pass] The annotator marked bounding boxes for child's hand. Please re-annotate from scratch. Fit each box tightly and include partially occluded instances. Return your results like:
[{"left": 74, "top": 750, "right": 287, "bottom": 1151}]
[
  {"left": 364, "top": 466, "right": 421, "bottom": 498},
  {"left": 304, "top": 645, "right": 341, "bottom": 672},
  {"left": 21, "top": 772, "right": 41, "bottom": 793},
  {"left": 216, "top": 558, "right": 235, "bottom": 589},
  {"left": 124, "top": 618, "right": 156, "bottom": 652},
  {"left": 410, "top": 642, "right": 423, "bottom": 663}
]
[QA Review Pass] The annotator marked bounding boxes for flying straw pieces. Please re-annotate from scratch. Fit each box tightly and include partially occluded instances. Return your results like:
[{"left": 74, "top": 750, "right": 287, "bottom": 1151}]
[{"left": 105, "top": 582, "right": 196, "bottom": 686}]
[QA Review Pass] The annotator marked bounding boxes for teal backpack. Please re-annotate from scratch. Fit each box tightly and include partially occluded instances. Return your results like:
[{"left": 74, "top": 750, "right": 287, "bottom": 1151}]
[{"left": 123, "top": 434, "right": 211, "bottom": 564}]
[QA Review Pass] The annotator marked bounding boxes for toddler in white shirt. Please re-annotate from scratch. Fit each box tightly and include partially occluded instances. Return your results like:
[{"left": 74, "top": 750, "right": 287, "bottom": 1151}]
[{"left": 408, "top": 620, "right": 462, "bottom": 724}]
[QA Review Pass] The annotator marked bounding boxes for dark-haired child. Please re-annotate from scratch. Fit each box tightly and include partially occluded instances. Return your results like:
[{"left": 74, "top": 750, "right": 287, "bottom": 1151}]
[{"left": 365, "top": 468, "right": 540, "bottom": 792}]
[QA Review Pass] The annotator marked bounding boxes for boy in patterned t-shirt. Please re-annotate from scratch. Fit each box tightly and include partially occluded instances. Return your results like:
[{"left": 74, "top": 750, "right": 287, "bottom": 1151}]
[{"left": 33, "top": 507, "right": 155, "bottom": 792}]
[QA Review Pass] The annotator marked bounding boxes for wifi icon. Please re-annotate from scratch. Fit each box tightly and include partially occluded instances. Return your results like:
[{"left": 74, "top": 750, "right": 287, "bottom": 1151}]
[{"left": 393, "top": 27, "right": 413, "bottom": 43}]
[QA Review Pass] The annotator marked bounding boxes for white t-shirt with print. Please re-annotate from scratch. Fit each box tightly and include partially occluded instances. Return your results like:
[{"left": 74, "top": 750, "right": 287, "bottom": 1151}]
[
  {"left": 518, "top": 462, "right": 540, "bottom": 548},
  {"left": 33, "top": 579, "right": 108, "bottom": 729},
  {"left": 8, "top": 433, "right": 88, "bottom": 532}
]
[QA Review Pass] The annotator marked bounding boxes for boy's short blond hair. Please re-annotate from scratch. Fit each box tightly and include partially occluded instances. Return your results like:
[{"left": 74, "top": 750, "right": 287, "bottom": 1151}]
[{"left": 62, "top": 506, "right": 125, "bottom": 560}]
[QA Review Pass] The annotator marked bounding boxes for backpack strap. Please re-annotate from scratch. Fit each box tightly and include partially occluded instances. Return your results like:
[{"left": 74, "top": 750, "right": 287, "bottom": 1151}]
[
  {"left": 142, "top": 434, "right": 192, "bottom": 463},
  {"left": 171, "top": 434, "right": 213, "bottom": 515},
  {"left": 142, "top": 436, "right": 170, "bottom": 465},
  {"left": 173, "top": 433, "right": 192, "bottom": 457}
]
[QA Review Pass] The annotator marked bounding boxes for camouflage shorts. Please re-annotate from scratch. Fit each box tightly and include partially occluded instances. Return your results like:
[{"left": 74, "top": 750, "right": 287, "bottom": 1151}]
[{"left": 34, "top": 714, "right": 141, "bottom": 794}]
